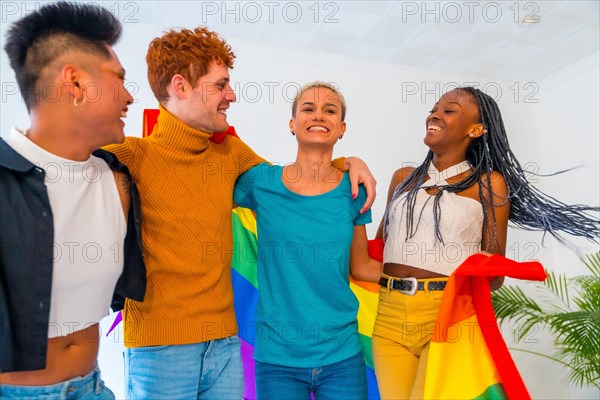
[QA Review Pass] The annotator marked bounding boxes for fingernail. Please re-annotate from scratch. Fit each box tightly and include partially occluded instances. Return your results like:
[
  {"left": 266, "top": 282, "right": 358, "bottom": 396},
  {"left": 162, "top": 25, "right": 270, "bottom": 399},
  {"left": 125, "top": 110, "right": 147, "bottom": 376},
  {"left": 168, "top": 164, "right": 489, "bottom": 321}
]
[{"left": 352, "top": 193, "right": 357, "bottom": 199}]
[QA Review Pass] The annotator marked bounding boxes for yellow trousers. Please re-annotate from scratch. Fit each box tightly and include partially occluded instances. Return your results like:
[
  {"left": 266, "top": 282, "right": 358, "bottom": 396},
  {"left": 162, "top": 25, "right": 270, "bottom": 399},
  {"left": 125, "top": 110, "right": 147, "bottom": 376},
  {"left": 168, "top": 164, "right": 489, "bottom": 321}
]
[{"left": 372, "top": 275, "right": 447, "bottom": 400}]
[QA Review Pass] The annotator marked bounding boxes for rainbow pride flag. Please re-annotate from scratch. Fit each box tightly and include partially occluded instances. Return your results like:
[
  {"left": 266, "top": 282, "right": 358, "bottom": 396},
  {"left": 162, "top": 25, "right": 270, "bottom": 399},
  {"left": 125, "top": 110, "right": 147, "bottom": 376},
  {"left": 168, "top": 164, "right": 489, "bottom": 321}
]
[
  {"left": 122, "top": 110, "right": 379, "bottom": 397},
  {"left": 111, "top": 109, "right": 543, "bottom": 399},
  {"left": 107, "top": 110, "right": 381, "bottom": 397},
  {"left": 231, "top": 207, "right": 381, "bottom": 400},
  {"left": 424, "top": 254, "right": 546, "bottom": 400}
]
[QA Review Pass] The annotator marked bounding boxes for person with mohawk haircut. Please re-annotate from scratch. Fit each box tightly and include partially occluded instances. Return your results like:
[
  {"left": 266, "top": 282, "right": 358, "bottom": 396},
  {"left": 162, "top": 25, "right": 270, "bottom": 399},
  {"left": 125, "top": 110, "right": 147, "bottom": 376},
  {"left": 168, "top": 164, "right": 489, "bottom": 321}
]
[{"left": 1, "top": 3, "right": 146, "bottom": 399}]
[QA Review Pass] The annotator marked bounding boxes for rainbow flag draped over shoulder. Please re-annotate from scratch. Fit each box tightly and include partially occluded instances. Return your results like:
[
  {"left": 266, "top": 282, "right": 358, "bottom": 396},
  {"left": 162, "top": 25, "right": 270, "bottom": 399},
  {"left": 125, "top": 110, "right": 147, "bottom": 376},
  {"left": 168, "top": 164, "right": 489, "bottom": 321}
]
[
  {"left": 424, "top": 254, "right": 546, "bottom": 400},
  {"left": 231, "top": 208, "right": 381, "bottom": 400}
]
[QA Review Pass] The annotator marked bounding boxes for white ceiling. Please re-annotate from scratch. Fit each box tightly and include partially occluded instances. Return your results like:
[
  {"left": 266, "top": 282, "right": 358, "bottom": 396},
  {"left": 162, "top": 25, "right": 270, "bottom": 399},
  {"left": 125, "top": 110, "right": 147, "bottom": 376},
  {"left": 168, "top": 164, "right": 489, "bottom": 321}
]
[{"left": 130, "top": 0, "right": 600, "bottom": 82}]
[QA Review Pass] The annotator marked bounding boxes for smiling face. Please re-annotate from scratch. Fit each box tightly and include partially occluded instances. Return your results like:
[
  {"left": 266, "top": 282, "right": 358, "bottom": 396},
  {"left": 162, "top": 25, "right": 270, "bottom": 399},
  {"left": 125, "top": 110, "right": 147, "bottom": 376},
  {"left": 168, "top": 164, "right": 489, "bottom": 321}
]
[
  {"left": 78, "top": 47, "right": 133, "bottom": 148},
  {"left": 289, "top": 86, "right": 346, "bottom": 149},
  {"left": 424, "top": 88, "right": 482, "bottom": 153},
  {"left": 180, "top": 60, "right": 236, "bottom": 133}
]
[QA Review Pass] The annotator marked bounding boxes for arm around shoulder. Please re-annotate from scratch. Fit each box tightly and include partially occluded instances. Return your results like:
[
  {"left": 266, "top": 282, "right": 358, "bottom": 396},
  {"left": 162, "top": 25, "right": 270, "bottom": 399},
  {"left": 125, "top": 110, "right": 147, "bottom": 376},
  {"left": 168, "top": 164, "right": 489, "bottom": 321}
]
[
  {"left": 338, "top": 156, "right": 377, "bottom": 213},
  {"left": 103, "top": 137, "right": 137, "bottom": 167},
  {"left": 234, "top": 163, "right": 266, "bottom": 210},
  {"left": 350, "top": 225, "right": 383, "bottom": 283},
  {"left": 227, "top": 135, "right": 267, "bottom": 175}
]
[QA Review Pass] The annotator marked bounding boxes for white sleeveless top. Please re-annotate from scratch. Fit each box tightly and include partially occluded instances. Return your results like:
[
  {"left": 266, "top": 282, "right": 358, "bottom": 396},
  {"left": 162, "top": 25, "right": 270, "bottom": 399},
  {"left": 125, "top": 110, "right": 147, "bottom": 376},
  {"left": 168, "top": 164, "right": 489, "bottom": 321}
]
[
  {"left": 384, "top": 161, "right": 484, "bottom": 276},
  {"left": 6, "top": 128, "right": 126, "bottom": 338}
]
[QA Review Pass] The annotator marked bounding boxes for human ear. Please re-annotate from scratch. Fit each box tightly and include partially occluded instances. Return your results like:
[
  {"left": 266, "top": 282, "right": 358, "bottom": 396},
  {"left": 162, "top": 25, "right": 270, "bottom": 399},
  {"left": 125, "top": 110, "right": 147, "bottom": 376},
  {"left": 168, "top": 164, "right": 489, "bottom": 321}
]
[
  {"left": 60, "top": 64, "right": 86, "bottom": 105},
  {"left": 170, "top": 74, "right": 189, "bottom": 100},
  {"left": 468, "top": 123, "right": 486, "bottom": 138}
]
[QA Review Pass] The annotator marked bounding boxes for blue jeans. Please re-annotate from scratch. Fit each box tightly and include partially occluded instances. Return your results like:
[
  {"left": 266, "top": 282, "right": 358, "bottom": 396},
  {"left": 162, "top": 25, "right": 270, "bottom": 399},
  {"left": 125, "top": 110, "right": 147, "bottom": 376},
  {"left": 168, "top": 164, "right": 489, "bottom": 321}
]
[
  {"left": 124, "top": 335, "right": 243, "bottom": 400},
  {"left": 255, "top": 352, "right": 368, "bottom": 400},
  {"left": 0, "top": 368, "right": 114, "bottom": 399}
]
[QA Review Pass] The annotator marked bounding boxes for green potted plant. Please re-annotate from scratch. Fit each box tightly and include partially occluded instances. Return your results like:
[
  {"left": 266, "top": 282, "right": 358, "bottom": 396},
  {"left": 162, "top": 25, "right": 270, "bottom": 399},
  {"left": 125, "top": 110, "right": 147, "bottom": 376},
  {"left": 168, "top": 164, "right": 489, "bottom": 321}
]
[{"left": 491, "top": 251, "right": 600, "bottom": 389}]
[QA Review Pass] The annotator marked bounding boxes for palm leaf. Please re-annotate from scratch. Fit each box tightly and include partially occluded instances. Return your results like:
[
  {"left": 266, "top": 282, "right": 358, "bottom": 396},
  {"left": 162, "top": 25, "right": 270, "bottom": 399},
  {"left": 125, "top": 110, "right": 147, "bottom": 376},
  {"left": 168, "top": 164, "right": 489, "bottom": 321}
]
[
  {"left": 491, "top": 285, "right": 546, "bottom": 340},
  {"left": 493, "top": 251, "right": 600, "bottom": 388},
  {"left": 549, "top": 311, "right": 600, "bottom": 356},
  {"left": 559, "top": 350, "right": 600, "bottom": 390},
  {"left": 571, "top": 277, "right": 600, "bottom": 312},
  {"left": 542, "top": 270, "right": 570, "bottom": 309},
  {"left": 581, "top": 252, "right": 600, "bottom": 277}
]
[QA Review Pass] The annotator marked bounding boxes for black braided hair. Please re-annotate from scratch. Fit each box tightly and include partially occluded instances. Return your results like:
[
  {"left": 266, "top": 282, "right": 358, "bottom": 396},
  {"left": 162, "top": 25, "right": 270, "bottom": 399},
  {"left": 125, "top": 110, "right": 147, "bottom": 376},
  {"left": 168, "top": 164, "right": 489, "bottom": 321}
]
[{"left": 383, "top": 87, "right": 599, "bottom": 251}]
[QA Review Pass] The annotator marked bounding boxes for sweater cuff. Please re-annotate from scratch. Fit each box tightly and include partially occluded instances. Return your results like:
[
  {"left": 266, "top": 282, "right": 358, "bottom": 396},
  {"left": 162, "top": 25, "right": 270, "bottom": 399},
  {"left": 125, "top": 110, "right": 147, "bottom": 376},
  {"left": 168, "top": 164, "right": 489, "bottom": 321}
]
[{"left": 332, "top": 157, "right": 347, "bottom": 172}]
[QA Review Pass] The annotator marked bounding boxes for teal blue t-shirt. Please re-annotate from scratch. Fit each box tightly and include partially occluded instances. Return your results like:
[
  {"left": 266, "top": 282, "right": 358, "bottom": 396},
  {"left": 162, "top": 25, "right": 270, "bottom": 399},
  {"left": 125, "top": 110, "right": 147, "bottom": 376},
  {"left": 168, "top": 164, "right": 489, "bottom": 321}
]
[{"left": 234, "top": 163, "right": 372, "bottom": 367}]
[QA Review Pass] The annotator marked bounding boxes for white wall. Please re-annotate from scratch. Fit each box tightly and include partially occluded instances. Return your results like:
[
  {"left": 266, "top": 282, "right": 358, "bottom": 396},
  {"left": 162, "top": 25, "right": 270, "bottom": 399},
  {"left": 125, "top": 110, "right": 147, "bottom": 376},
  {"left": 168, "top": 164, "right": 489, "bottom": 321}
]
[
  {"left": 499, "top": 54, "right": 600, "bottom": 400},
  {"left": 1, "top": 7, "right": 598, "bottom": 400},
  {"left": 102, "top": 40, "right": 598, "bottom": 399}
]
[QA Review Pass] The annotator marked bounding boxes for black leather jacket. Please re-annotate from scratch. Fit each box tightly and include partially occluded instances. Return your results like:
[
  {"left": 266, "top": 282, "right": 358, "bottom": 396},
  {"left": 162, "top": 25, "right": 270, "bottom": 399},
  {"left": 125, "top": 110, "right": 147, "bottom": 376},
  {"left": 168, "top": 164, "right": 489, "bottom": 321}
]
[{"left": 0, "top": 138, "right": 146, "bottom": 372}]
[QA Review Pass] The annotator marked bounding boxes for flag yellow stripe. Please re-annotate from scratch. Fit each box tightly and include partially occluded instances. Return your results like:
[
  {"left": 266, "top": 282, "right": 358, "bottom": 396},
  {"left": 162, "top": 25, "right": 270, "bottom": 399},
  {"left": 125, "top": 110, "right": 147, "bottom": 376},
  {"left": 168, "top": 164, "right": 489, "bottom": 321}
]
[
  {"left": 424, "top": 314, "right": 501, "bottom": 399},
  {"left": 233, "top": 207, "right": 257, "bottom": 236},
  {"left": 350, "top": 282, "right": 378, "bottom": 337}
]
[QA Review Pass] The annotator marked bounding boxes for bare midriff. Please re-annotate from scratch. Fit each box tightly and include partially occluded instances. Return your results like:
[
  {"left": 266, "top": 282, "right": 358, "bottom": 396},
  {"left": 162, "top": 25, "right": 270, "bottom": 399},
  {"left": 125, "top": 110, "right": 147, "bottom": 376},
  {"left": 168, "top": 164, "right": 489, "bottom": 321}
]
[
  {"left": 0, "top": 323, "right": 99, "bottom": 386},
  {"left": 383, "top": 263, "right": 447, "bottom": 279}
]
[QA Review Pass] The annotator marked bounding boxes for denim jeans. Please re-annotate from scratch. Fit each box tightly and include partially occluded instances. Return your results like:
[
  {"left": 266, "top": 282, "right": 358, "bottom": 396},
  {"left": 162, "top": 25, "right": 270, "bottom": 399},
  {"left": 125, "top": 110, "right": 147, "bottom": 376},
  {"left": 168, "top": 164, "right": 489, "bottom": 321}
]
[
  {"left": 255, "top": 352, "right": 368, "bottom": 400},
  {"left": 0, "top": 367, "right": 114, "bottom": 399},
  {"left": 124, "top": 335, "right": 243, "bottom": 400}
]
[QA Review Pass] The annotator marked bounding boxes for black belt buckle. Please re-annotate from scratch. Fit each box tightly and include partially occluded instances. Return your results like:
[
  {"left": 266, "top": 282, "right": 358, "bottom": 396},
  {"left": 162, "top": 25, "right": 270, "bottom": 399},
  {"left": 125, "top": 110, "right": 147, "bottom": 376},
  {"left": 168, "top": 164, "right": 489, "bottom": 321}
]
[{"left": 390, "top": 277, "right": 418, "bottom": 296}]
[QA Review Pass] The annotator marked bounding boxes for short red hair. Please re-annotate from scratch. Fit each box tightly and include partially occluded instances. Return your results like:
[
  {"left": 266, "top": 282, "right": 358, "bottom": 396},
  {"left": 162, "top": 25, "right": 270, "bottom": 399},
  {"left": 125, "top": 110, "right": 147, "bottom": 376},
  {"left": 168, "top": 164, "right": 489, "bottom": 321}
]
[{"left": 146, "top": 27, "right": 235, "bottom": 103}]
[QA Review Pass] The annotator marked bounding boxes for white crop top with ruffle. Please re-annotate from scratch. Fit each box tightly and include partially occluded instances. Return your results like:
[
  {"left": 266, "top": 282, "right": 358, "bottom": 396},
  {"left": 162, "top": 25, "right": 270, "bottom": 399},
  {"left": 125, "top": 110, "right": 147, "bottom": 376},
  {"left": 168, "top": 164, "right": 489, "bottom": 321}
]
[{"left": 383, "top": 161, "right": 484, "bottom": 276}]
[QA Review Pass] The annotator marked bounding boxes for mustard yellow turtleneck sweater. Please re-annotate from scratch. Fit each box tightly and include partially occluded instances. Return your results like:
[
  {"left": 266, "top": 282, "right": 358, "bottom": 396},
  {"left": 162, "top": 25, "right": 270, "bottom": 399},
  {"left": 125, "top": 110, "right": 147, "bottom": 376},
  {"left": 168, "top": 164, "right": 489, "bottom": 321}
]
[{"left": 104, "top": 105, "right": 265, "bottom": 347}]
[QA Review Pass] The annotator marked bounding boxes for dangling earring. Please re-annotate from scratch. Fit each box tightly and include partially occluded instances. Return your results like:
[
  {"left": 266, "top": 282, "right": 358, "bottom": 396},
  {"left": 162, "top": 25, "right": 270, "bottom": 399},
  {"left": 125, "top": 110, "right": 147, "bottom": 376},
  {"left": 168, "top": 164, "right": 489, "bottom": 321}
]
[{"left": 73, "top": 94, "right": 87, "bottom": 107}]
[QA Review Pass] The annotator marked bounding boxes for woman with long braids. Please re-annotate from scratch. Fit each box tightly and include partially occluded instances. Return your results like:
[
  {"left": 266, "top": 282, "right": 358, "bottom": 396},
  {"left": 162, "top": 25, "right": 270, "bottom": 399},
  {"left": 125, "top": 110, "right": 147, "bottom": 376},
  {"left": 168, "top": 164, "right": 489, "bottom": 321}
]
[{"left": 371, "top": 86, "right": 599, "bottom": 399}]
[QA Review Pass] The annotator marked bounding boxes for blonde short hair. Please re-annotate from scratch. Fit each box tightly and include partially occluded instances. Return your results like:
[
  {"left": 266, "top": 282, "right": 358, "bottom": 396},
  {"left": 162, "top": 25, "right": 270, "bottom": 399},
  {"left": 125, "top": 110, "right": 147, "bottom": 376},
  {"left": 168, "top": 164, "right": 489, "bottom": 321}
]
[{"left": 291, "top": 81, "right": 346, "bottom": 121}]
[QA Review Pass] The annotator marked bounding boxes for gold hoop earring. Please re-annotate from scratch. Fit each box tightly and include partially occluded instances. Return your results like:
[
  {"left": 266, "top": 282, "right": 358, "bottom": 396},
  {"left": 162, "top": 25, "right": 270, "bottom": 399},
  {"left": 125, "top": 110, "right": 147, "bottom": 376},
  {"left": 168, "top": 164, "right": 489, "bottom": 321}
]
[{"left": 73, "top": 94, "right": 87, "bottom": 107}]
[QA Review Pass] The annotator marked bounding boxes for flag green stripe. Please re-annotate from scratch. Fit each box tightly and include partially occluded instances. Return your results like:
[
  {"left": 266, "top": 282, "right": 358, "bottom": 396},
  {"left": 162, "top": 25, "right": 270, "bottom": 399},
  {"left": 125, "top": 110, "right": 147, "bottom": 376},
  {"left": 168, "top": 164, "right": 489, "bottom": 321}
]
[
  {"left": 231, "top": 212, "right": 258, "bottom": 288},
  {"left": 359, "top": 334, "right": 374, "bottom": 369},
  {"left": 473, "top": 383, "right": 507, "bottom": 400}
]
